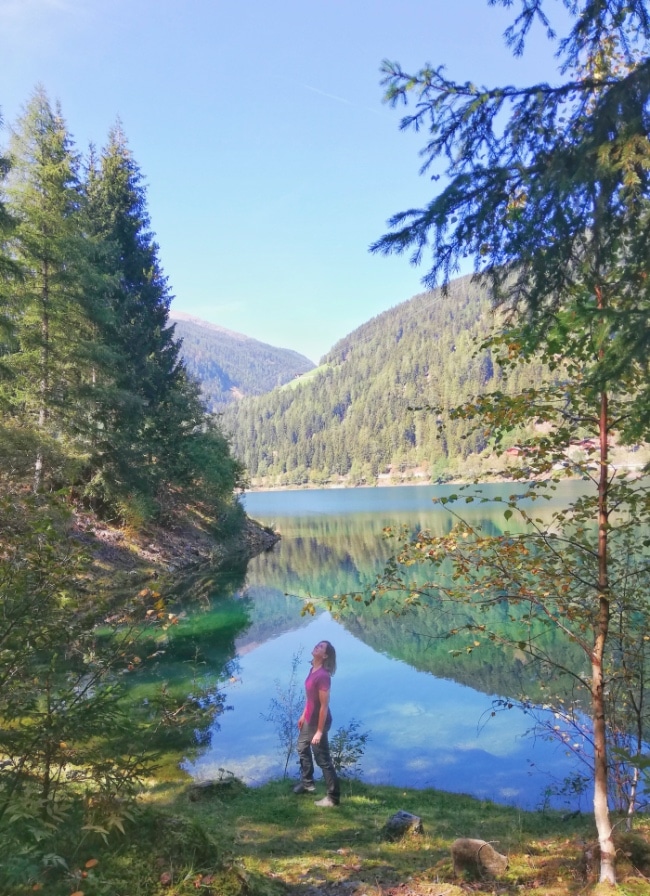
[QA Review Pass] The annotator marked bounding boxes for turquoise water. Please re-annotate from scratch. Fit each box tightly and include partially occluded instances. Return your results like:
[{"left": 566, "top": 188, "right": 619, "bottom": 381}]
[{"left": 185, "top": 482, "right": 592, "bottom": 810}]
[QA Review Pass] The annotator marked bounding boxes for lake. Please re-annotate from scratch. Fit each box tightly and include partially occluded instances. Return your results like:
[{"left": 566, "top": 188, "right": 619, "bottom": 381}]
[{"left": 184, "top": 482, "right": 594, "bottom": 810}]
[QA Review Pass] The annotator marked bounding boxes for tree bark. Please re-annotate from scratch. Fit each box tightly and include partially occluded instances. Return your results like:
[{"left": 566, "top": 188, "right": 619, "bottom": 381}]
[
  {"left": 593, "top": 385, "right": 616, "bottom": 884},
  {"left": 33, "top": 259, "right": 50, "bottom": 493}
]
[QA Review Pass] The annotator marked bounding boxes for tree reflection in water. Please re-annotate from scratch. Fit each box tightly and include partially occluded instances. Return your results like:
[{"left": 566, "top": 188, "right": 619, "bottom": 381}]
[{"left": 183, "top": 484, "right": 593, "bottom": 810}]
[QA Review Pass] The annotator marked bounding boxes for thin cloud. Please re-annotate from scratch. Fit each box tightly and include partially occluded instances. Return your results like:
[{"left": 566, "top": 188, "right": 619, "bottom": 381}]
[
  {"left": 300, "top": 83, "right": 355, "bottom": 107},
  {"left": 299, "top": 82, "right": 383, "bottom": 117}
]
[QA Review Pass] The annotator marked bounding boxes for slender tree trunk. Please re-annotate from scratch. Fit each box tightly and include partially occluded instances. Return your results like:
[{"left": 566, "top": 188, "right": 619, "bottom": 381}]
[
  {"left": 593, "top": 384, "right": 616, "bottom": 884},
  {"left": 627, "top": 766, "right": 640, "bottom": 831},
  {"left": 33, "top": 260, "right": 50, "bottom": 493}
]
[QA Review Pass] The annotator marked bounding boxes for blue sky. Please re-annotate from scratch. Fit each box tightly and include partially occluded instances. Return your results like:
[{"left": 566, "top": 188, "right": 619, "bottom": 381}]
[{"left": 1, "top": 0, "right": 565, "bottom": 363}]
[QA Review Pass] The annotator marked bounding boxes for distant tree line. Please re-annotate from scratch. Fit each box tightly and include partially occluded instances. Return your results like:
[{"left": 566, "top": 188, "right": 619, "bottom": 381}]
[{"left": 0, "top": 87, "right": 243, "bottom": 524}]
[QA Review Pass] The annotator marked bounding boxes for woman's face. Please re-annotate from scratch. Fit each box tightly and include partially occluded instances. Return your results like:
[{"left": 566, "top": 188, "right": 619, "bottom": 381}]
[{"left": 312, "top": 641, "right": 328, "bottom": 660}]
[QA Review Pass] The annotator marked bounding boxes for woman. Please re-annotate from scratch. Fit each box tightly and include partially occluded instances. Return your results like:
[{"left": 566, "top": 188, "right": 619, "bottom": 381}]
[{"left": 293, "top": 640, "right": 340, "bottom": 807}]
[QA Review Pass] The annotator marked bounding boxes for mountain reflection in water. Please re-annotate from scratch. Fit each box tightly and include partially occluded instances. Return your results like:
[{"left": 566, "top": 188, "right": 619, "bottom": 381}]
[{"left": 185, "top": 483, "right": 593, "bottom": 811}]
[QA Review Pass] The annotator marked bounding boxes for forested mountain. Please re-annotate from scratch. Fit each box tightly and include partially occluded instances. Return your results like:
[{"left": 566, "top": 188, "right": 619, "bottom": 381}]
[
  {"left": 169, "top": 312, "right": 315, "bottom": 410},
  {"left": 220, "top": 275, "right": 549, "bottom": 487}
]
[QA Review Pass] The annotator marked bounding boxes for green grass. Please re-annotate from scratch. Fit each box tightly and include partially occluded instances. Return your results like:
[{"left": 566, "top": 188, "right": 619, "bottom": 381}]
[
  {"left": 146, "top": 777, "right": 650, "bottom": 895},
  {"left": 7, "top": 776, "right": 650, "bottom": 895},
  {"left": 279, "top": 364, "right": 330, "bottom": 390}
]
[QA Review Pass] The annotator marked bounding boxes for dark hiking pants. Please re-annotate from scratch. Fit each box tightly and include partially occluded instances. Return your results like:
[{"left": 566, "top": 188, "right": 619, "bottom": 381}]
[{"left": 297, "top": 723, "right": 340, "bottom": 804}]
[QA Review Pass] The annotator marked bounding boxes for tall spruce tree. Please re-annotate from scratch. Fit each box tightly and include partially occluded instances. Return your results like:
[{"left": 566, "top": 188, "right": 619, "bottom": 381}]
[
  {"left": 372, "top": 2, "right": 650, "bottom": 425},
  {"left": 4, "top": 88, "right": 98, "bottom": 491},
  {"left": 84, "top": 123, "right": 241, "bottom": 519},
  {"left": 370, "top": 1, "right": 650, "bottom": 883},
  {"left": 83, "top": 124, "right": 189, "bottom": 514}
]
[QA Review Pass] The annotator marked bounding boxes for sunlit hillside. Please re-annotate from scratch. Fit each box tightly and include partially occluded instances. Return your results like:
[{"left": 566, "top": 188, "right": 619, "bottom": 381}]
[{"left": 220, "top": 274, "right": 550, "bottom": 487}]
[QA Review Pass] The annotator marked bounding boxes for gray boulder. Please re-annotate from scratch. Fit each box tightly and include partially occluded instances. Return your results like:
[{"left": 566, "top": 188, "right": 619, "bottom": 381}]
[{"left": 382, "top": 810, "right": 423, "bottom": 840}]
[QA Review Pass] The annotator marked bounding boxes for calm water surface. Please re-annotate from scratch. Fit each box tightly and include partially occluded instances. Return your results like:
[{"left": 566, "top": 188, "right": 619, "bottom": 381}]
[{"left": 186, "top": 483, "right": 593, "bottom": 810}]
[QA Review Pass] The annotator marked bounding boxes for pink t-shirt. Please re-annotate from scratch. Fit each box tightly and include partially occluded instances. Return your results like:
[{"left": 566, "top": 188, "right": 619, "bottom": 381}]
[{"left": 304, "top": 666, "right": 332, "bottom": 728}]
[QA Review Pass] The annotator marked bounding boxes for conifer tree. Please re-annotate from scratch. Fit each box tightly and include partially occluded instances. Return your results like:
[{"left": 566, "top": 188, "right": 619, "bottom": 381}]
[
  {"left": 371, "top": 2, "right": 650, "bottom": 432},
  {"left": 4, "top": 88, "right": 97, "bottom": 491},
  {"left": 84, "top": 123, "right": 241, "bottom": 518},
  {"left": 370, "top": 1, "right": 650, "bottom": 882},
  {"left": 83, "top": 124, "right": 186, "bottom": 512}
]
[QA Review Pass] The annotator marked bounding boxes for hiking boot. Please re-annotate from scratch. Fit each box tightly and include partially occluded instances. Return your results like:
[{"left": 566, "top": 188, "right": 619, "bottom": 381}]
[
  {"left": 314, "top": 796, "right": 338, "bottom": 807},
  {"left": 292, "top": 783, "right": 315, "bottom": 794}
]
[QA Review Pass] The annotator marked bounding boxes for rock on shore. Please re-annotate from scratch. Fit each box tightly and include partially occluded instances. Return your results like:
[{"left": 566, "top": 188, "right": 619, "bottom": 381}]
[{"left": 71, "top": 506, "right": 279, "bottom": 579}]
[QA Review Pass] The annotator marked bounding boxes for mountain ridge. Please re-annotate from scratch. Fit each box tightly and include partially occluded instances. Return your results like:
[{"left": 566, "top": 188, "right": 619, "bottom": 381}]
[
  {"left": 169, "top": 311, "right": 316, "bottom": 411},
  {"left": 170, "top": 310, "right": 302, "bottom": 349}
]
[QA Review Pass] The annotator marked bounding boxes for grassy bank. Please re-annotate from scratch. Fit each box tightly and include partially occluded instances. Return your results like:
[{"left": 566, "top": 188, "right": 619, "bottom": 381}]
[{"left": 40, "top": 776, "right": 650, "bottom": 896}]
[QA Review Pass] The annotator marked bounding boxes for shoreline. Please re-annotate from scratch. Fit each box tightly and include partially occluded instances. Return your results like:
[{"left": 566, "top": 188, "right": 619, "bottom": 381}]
[
  {"left": 243, "top": 474, "right": 562, "bottom": 493},
  {"left": 71, "top": 507, "right": 279, "bottom": 583},
  {"left": 243, "top": 466, "right": 646, "bottom": 494}
]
